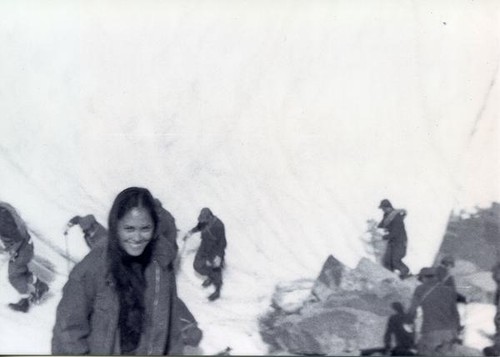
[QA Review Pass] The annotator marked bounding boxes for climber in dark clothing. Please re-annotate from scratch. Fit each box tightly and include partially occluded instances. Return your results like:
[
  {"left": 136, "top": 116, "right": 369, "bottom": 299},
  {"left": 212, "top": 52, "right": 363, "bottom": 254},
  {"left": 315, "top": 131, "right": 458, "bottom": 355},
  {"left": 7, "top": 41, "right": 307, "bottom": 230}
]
[
  {"left": 0, "top": 201, "right": 49, "bottom": 312},
  {"left": 378, "top": 199, "right": 410, "bottom": 278},
  {"left": 65, "top": 214, "right": 107, "bottom": 249},
  {"left": 184, "top": 208, "right": 227, "bottom": 301},
  {"left": 406, "top": 267, "right": 461, "bottom": 356},
  {"left": 384, "top": 302, "right": 416, "bottom": 356}
]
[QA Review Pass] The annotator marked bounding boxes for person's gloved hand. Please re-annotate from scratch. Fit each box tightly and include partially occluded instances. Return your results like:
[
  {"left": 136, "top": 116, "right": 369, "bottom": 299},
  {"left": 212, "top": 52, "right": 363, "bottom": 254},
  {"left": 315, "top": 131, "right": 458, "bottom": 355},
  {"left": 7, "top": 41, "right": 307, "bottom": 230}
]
[
  {"left": 212, "top": 255, "right": 222, "bottom": 268},
  {"left": 402, "top": 323, "right": 414, "bottom": 333},
  {"left": 64, "top": 222, "right": 74, "bottom": 236},
  {"left": 9, "top": 249, "right": 18, "bottom": 261}
]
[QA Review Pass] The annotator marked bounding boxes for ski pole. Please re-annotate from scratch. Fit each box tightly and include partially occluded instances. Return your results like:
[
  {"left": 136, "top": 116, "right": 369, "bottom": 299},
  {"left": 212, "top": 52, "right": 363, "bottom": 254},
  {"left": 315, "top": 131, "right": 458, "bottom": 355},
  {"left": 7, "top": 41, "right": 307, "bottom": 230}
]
[
  {"left": 64, "top": 231, "right": 71, "bottom": 275},
  {"left": 179, "top": 235, "right": 189, "bottom": 256},
  {"left": 174, "top": 233, "right": 190, "bottom": 271}
]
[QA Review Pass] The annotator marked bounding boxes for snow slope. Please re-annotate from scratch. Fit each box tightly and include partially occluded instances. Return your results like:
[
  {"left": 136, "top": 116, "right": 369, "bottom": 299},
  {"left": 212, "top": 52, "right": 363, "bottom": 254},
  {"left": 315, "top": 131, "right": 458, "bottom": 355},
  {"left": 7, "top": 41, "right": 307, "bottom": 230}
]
[{"left": 0, "top": 1, "right": 498, "bottom": 354}]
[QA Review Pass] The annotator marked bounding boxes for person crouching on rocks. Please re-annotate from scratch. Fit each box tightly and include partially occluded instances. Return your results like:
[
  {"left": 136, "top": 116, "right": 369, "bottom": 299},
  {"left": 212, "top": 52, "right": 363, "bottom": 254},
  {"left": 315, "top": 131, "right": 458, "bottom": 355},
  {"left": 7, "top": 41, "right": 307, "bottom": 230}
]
[
  {"left": 183, "top": 208, "right": 227, "bottom": 301},
  {"left": 383, "top": 302, "right": 416, "bottom": 356}
]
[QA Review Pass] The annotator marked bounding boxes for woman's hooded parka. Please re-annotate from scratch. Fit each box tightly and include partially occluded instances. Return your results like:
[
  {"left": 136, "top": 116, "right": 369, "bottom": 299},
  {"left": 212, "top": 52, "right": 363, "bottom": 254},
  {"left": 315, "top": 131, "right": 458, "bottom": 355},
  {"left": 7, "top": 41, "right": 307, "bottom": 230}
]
[{"left": 52, "top": 233, "right": 183, "bottom": 355}]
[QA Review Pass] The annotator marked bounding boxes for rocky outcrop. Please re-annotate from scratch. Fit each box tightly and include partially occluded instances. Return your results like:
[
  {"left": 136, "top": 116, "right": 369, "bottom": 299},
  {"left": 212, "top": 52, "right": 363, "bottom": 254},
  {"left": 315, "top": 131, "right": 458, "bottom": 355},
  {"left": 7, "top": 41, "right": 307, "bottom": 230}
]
[
  {"left": 260, "top": 205, "right": 500, "bottom": 355},
  {"left": 260, "top": 255, "right": 419, "bottom": 355},
  {"left": 436, "top": 203, "right": 500, "bottom": 304},
  {"left": 456, "top": 270, "right": 496, "bottom": 303},
  {"left": 437, "top": 204, "right": 499, "bottom": 271}
]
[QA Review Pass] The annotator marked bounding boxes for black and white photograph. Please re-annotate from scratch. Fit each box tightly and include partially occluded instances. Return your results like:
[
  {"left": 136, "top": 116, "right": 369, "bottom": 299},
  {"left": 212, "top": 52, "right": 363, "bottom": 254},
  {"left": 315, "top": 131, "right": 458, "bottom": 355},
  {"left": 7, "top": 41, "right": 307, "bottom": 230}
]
[{"left": 0, "top": 0, "right": 498, "bottom": 355}]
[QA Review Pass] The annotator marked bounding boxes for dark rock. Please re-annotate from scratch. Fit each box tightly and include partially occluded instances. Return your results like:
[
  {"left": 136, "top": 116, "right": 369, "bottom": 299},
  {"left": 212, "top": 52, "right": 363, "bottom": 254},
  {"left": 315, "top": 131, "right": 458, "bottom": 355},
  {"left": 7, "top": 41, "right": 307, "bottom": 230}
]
[
  {"left": 312, "top": 255, "right": 347, "bottom": 300},
  {"left": 436, "top": 203, "right": 500, "bottom": 272},
  {"left": 435, "top": 203, "right": 500, "bottom": 303}
]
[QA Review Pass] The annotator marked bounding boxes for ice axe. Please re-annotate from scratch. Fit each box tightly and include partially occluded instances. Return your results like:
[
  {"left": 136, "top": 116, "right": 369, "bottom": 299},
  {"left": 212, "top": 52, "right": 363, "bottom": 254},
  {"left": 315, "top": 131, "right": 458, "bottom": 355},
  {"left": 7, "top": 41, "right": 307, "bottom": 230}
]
[
  {"left": 180, "top": 232, "right": 190, "bottom": 254},
  {"left": 63, "top": 230, "right": 71, "bottom": 275},
  {"left": 174, "top": 231, "right": 191, "bottom": 271}
]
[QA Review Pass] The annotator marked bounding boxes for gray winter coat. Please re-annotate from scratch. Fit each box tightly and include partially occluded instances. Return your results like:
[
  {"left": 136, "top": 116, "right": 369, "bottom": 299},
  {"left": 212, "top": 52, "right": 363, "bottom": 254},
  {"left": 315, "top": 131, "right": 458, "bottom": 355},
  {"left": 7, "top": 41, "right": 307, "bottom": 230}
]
[{"left": 52, "top": 235, "right": 184, "bottom": 355}]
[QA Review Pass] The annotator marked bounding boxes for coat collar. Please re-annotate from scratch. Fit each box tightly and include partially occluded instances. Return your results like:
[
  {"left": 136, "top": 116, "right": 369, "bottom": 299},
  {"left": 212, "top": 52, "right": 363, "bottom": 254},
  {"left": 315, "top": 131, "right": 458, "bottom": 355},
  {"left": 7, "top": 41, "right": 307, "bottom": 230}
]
[{"left": 151, "top": 234, "right": 176, "bottom": 270}]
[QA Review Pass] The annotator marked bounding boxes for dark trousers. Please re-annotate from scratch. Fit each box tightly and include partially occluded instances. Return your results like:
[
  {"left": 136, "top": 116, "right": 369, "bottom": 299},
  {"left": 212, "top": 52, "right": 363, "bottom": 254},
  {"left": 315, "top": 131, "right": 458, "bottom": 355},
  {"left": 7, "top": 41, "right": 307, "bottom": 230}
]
[
  {"left": 8, "top": 241, "right": 34, "bottom": 294},
  {"left": 193, "top": 254, "right": 223, "bottom": 287},
  {"left": 383, "top": 242, "right": 410, "bottom": 276}
]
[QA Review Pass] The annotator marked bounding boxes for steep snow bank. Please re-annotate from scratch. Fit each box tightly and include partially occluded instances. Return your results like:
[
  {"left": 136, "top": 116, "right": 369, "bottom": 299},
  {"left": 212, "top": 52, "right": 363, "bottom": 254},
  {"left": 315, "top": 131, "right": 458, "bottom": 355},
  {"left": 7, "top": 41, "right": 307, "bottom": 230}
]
[{"left": 0, "top": 1, "right": 498, "bottom": 354}]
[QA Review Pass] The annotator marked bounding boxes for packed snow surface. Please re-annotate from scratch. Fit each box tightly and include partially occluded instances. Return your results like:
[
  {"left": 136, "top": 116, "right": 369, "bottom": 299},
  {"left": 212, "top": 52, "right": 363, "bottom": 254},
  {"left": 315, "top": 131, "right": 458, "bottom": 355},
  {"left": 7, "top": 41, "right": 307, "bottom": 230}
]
[{"left": 0, "top": 1, "right": 498, "bottom": 354}]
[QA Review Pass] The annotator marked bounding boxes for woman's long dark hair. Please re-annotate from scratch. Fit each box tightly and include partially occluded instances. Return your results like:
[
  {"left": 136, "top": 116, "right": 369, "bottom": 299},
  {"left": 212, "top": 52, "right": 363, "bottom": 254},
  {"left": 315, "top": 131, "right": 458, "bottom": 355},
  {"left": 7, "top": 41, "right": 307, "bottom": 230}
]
[{"left": 107, "top": 187, "right": 159, "bottom": 353}]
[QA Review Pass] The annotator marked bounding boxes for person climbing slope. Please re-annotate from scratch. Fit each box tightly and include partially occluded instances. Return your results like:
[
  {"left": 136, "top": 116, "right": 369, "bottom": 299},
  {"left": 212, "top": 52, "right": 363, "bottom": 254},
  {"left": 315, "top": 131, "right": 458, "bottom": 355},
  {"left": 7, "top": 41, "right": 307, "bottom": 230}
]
[
  {"left": 184, "top": 208, "right": 227, "bottom": 301},
  {"left": 0, "top": 201, "right": 49, "bottom": 312}
]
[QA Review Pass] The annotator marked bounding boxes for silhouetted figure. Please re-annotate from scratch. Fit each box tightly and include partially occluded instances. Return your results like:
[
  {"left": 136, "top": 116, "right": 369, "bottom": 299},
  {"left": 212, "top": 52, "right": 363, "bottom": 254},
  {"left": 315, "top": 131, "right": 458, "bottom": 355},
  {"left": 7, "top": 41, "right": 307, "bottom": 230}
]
[
  {"left": 383, "top": 302, "right": 416, "bottom": 356},
  {"left": 377, "top": 199, "right": 410, "bottom": 278}
]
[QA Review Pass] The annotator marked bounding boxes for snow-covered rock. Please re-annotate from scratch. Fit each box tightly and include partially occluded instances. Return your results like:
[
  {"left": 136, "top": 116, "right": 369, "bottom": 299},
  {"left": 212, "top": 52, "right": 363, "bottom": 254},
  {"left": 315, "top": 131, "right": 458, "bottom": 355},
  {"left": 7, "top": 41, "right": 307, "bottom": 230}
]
[
  {"left": 271, "top": 279, "right": 315, "bottom": 313},
  {"left": 454, "top": 259, "right": 481, "bottom": 276}
]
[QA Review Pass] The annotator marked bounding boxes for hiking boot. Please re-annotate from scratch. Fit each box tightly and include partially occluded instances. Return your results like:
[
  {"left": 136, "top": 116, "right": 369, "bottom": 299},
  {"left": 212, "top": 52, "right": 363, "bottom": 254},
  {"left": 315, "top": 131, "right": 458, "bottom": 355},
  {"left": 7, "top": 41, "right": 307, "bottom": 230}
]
[
  {"left": 31, "top": 279, "right": 49, "bottom": 304},
  {"left": 8, "top": 298, "right": 30, "bottom": 313},
  {"left": 202, "top": 278, "right": 212, "bottom": 287},
  {"left": 208, "top": 285, "right": 221, "bottom": 301}
]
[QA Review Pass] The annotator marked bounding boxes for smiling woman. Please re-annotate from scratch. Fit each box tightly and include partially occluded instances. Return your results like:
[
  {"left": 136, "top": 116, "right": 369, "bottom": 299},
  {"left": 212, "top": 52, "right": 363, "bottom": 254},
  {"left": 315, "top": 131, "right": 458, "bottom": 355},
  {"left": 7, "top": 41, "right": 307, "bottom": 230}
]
[
  {"left": 116, "top": 206, "right": 155, "bottom": 256},
  {"left": 51, "top": 187, "right": 191, "bottom": 355}
]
